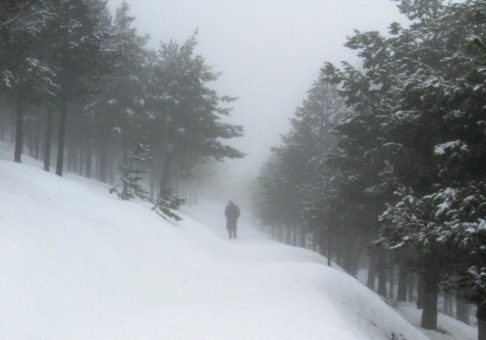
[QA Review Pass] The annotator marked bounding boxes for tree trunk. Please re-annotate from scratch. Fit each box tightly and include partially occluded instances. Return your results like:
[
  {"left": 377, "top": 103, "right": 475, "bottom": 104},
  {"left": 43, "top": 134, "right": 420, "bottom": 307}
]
[
  {"left": 98, "top": 138, "right": 108, "bottom": 182},
  {"left": 397, "top": 263, "right": 408, "bottom": 302},
  {"left": 14, "top": 92, "right": 24, "bottom": 163},
  {"left": 420, "top": 272, "right": 439, "bottom": 330},
  {"left": 72, "top": 144, "right": 78, "bottom": 173},
  {"left": 78, "top": 145, "right": 84, "bottom": 175},
  {"left": 349, "top": 240, "right": 361, "bottom": 277},
  {"left": 108, "top": 149, "right": 115, "bottom": 185},
  {"left": 352, "top": 237, "right": 365, "bottom": 277},
  {"left": 335, "top": 236, "right": 343, "bottom": 266},
  {"left": 291, "top": 225, "right": 298, "bottom": 246},
  {"left": 67, "top": 143, "right": 73, "bottom": 172},
  {"left": 367, "top": 250, "right": 376, "bottom": 290},
  {"left": 43, "top": 105, "right": 53, "bottom": 172},
  {"left": 377, "top": 247, "right": 387, "bottom": 297},
  {"left": 56, "top": 97, "right": 67, "bottom": 176},
  {"left": 342, "top": 234, "right": 355, "bottom": 275},
  {"left": 456, "top": 298, "right": 470, "bottom": 325},
  {"left": 34, "top": 113, "right": 41, "bottom": 159},
  {"left": 299, "top": 226, "right": 306, "bottom": 248},
  {"left": 150, "top": 167, "right": 155, "bottom": 200},
  {"left": 10, "top": 106, "right": 15, "bottom": 142},
  {"left": 0, "top": 106, "right": 5, "bottom": 141},
  {"left": 327, "top": 235, "right": 332, "bottom": 267},
  {"left": 417, "top": 277, "right": 425, "bottom": 309},
  {"left": 389, "top": 265, "right": 396, "bottom": 300},
  {"left": 443, "top": 294, "right": 453, "bottom": 317},
  {"left": 408, "top": 274, "right": 415, "bottom": 303},
  {"left": 478, "top": 303, "right": 486, "bottom": 340},
  {"left": 159, "top": 152, "right": 173, "bottom": 195},
  {"left": 285, "top": 225, "right": 291, "bottom": 245},
  {"left": 85, "top": 143, "right": 92, "bottom": 178},
  {"left": 159, "top": 116, "right": 173, "bottom": 195}
]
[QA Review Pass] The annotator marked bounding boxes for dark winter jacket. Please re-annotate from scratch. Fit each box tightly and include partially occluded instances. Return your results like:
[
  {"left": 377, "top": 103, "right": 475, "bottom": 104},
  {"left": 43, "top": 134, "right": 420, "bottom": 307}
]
[{"left": 225, "top": 203, "right": 240, "bottom": 228}]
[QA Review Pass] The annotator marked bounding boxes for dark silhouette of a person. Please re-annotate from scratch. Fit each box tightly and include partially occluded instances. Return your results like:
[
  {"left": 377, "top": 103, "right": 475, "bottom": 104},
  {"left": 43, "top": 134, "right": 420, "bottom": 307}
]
[{"left": 225, "top": 201, "right": 240, "bottom": 239}]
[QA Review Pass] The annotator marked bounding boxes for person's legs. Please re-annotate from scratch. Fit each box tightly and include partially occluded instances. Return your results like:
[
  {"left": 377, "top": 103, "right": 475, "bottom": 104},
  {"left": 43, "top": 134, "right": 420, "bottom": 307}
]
[{"left": 228, "top": 226, "right": 236, "bottom": 239}]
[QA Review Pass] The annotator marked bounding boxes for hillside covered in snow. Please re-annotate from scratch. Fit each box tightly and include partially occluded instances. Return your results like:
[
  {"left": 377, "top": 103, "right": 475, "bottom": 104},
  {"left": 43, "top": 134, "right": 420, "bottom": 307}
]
[{"left": 0, "top": 158, "right": 432, "bottom": 340}]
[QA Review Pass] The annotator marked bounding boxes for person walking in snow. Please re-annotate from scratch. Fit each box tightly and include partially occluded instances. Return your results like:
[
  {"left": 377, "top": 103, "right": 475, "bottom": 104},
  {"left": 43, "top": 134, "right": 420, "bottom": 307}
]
[{"left": 225, "top": 201, "right": 240, "bottom": 239}]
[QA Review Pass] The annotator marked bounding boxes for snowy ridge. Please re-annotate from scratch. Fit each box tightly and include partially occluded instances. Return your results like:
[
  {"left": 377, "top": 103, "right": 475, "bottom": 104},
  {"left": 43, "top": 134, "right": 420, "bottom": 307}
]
[
  {"left": 397, "top": 304, "right": 477, "bottom": 340},
  {"left": 0, "top": 159, "right": 427, "bottom": 339}
]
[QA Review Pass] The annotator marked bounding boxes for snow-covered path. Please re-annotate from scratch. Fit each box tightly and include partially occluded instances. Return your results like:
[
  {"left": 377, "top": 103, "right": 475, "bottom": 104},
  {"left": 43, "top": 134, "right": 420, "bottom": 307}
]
[{"left": 0, "top": 153, "right": 429, "bottom": 339}]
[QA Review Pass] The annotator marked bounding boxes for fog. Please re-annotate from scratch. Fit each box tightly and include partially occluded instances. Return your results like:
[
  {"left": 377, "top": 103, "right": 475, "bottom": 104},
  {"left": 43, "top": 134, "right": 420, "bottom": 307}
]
[
  {"left": 2, "top": 1, "right": 483, "bottom": 337},
  {"left": 107, "top": 0, "right": 404, "bottom": 203}
]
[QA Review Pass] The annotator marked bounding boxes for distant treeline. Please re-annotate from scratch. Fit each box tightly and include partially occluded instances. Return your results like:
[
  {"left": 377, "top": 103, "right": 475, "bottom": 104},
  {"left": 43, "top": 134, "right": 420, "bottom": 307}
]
[
  {"left": 254, "top": 1, "right": 486, "bottom": 338},
  {"left": 0, "top": 0, "right": 244, "bottom": 201}
]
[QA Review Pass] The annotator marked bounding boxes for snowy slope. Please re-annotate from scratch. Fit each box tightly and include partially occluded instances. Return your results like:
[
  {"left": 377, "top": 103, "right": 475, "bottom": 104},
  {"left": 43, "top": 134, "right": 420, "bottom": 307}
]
[
  {"left": 397, "top": 303, "right": 477, "bottom": 340},
  {"left": 0, "top": 157, "right": 429, "bottom": 340}
]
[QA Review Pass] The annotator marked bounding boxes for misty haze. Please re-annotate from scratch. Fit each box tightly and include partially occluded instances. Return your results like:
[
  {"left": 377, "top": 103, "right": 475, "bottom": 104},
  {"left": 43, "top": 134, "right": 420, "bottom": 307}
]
[{"left": 0, "top": 0, "right": 485, "bottom": 339}]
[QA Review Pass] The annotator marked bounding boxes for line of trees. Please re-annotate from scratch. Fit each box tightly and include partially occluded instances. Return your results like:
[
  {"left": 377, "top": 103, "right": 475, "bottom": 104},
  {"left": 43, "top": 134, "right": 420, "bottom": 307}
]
[
  {"left": 0, "top": 1, "right": 244, "bottom": 205},
  {"left": 254, "top": 1, "right": 486, "bottom": 338}
]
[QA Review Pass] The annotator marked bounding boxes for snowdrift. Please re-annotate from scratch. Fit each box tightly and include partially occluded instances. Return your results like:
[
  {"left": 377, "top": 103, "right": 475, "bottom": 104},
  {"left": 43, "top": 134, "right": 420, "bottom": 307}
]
[{"left": 0, "top": 160, "right": 428, "bottom": 340}]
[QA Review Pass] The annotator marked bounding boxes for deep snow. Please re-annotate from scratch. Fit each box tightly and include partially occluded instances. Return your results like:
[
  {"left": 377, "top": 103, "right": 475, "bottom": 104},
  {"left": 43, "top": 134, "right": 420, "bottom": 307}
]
[
  {"left": 397, "top": 303, "right": 477, "bottom": 340},
  {"left": 0, "top": 154, "right": 431, "bottom": 339}
]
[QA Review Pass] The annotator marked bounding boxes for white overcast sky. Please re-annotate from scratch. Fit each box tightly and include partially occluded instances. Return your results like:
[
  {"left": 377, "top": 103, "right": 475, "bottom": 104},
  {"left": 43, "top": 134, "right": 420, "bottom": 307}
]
[{"left": 107, "top": 0, "right": 404, "bottom": 188}]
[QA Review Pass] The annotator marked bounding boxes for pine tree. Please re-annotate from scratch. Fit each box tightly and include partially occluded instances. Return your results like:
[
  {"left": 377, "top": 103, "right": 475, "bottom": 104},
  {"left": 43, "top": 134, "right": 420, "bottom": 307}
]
[
  {"left": 0, "top": 1, "right": 55, "bottom": 163},
  {"left": 255, "top": 76, "right": 345, "bottom": 251},
  {"left": 152, "top": 188, "right": 186, "bottom": 221},
  {"left": 1, "top": 0, "right": 245, "bottom": 226},
  {"left": 46, "top": 0, "right": 111, "bottom": 176},
  {"left": 111, "top": 141, "right": 151, "bottom": 200},
  {"left": 146, "top": 33, "right": 244, "bottom": 197}
]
